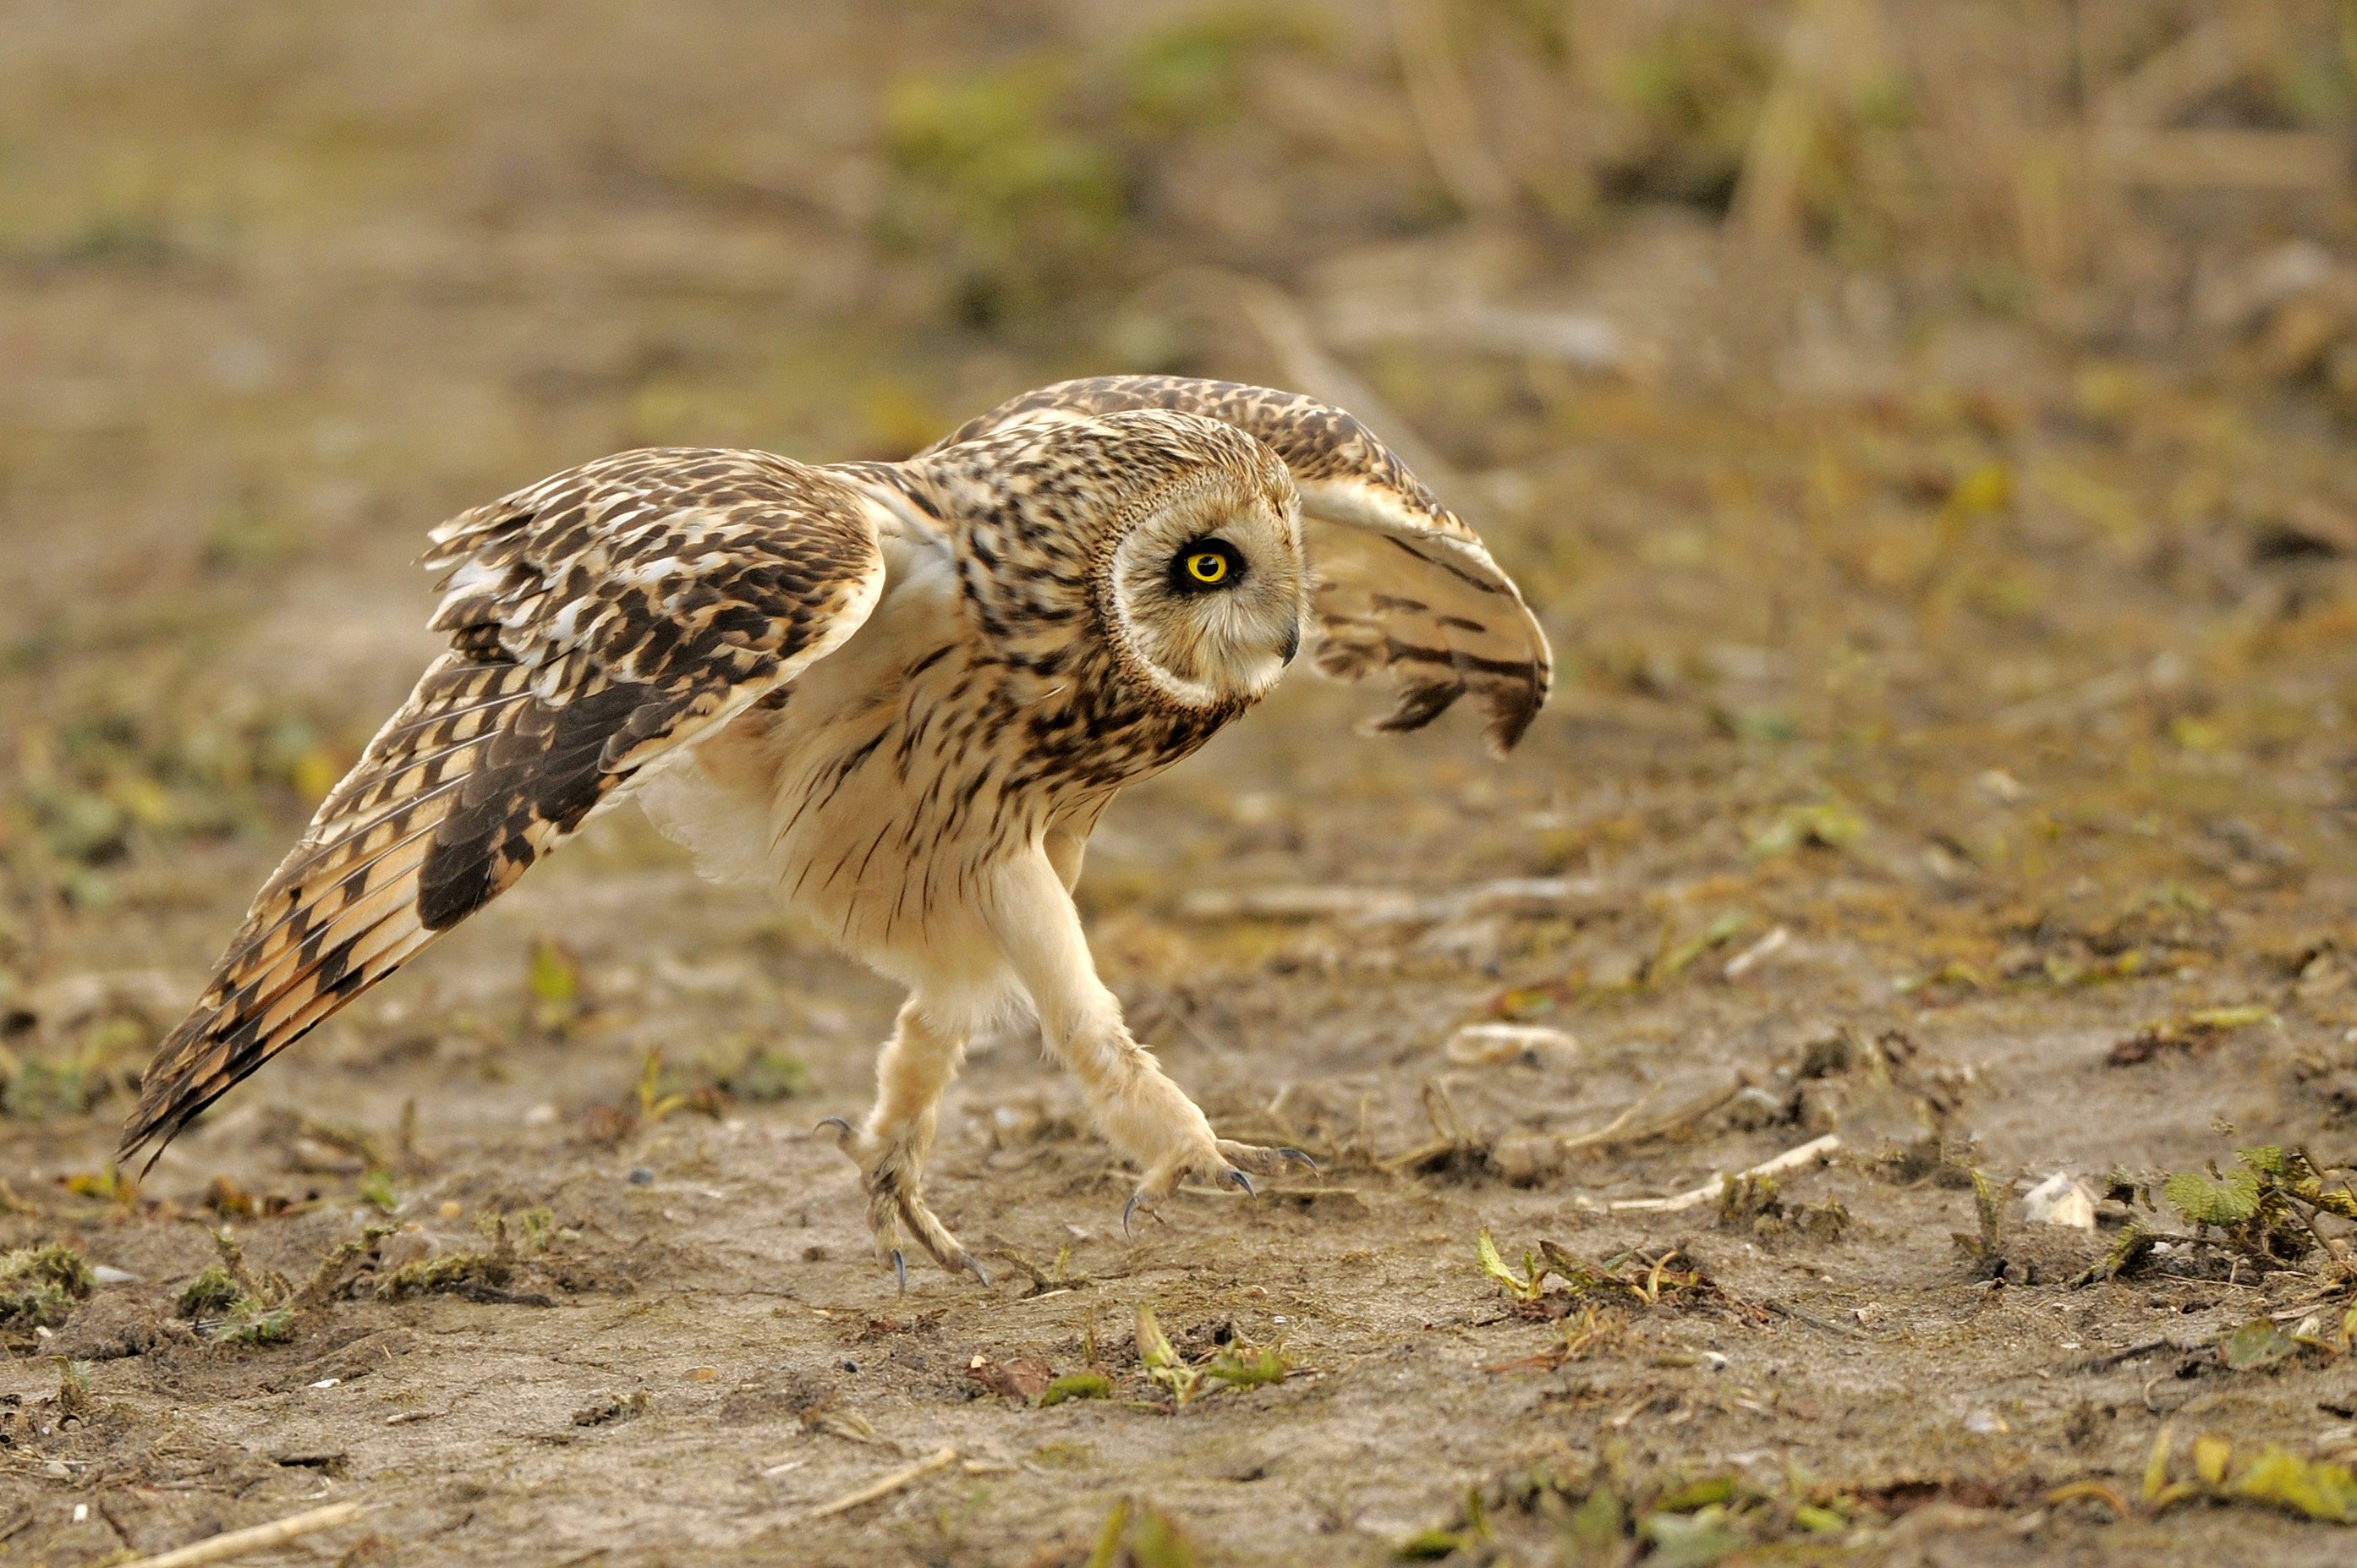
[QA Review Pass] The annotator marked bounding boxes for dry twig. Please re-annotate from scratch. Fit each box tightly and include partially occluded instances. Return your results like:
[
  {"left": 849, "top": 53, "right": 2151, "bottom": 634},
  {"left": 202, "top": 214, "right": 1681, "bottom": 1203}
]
[
  {"left": 115, "top": 1502, "right": 365, "bottom": 1567},
  {"left": 805, "top": 1445, "right": 959, "bottom": 1520},
  {"left": 1560, "top": 1078, "right": 1746, "bottom": 1156},
  {"left": 1609, "top": 1134, "right": 1843, "bottom": 1214}
]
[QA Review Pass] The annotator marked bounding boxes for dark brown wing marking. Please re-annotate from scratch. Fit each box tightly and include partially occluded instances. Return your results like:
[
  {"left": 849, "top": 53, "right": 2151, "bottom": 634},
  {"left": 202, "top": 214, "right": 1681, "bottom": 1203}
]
[
  {"left": 930, "top": 375, "right": 1550, "bottom": 753},
  {"left": 120, "top": 449, "right": 886, "bottom": 1166}
]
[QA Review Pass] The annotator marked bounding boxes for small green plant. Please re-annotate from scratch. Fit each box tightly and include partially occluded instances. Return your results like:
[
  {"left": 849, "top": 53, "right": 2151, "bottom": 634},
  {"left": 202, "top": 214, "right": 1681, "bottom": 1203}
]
[
  {"left": 57, "top": 1357, "right": 94, "bottom": 1419},
  {"left": 357, "top": 1168, "right": 400, "bottom": 1213},
  {"left": 2054, "top": 1422, "right": 2357, "bottom": 1525},
  {"left": 1039, "top": 1370, "right": 1112, "bottom": 1406},
  {"left": 2073, "top": 1221, "right": 2158, "bottom": 1286},
  {"left": 526, "top": 937, "right": 584, "bottom": 1033},
  {"left": 721, "top": 1045, "right": 808, "bottom": 1103},
  {"left": 1132, "top": 1304, "right": 1293, "bottom": 1406},
  {"left": 177, "top": 1264, "right": 241, "bottom": 1319},
  {"left": 181, "top": 1228, "right": 299, "bottom": 1346},
  {"left": 514, "top": 1206, "right": 557, "bottom": 1251},
  {"left": 1084, "top": 1495, "right": 1201, "bottom": 1568},
  {"left": 293, "top": 1225, "right": 397, "bottom": 1308},
  {"left": 2166, "top": 1146, "right": 2354, "bottom": 1268},
  {"left": 1477, "top": 1227, "right": 1547, "bottom": 1304},
  {"left": 0, "top": 1048, "right": 108, "bottom": 1120},
  {"left": 1135, "top": 1304, "right": 1200, "bottom": 1404},
  {"left": 216, "top": 1300, "right": 295, "bottom": 1345},
  {"left": 1203, "top": 1341, "right": 1291, "bottom": 1391}
]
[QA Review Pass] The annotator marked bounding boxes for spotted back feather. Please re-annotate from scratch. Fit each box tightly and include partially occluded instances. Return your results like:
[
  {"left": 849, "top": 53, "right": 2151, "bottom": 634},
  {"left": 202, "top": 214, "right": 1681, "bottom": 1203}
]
[
  {"left": 119, "top": 449, "right": 886, "bottom": 1165},
  {"left": 929, "top": 376, "right": 1551, "bottom": 753}
]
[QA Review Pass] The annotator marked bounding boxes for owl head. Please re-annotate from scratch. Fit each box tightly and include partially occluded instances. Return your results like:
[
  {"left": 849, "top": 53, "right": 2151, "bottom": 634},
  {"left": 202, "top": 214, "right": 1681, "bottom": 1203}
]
[
  {"left": 924, "top": 408, "right": 1310, "bottom": 715},
  {"left": 1098, "top": 419, "right": 1308, "bottom": 712}
]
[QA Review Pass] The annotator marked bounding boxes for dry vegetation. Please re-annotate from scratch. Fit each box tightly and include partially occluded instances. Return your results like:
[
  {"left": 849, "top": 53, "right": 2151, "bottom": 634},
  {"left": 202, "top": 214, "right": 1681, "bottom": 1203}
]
[{"left": 9, "top": 3, "right": 2357, "bottom": 1564}]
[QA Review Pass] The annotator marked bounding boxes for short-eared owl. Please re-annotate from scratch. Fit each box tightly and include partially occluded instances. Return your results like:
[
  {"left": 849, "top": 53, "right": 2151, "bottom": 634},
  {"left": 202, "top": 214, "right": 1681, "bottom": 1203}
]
[{"left": 122, "top": 376, "right": 1549, "bottom": 1284}]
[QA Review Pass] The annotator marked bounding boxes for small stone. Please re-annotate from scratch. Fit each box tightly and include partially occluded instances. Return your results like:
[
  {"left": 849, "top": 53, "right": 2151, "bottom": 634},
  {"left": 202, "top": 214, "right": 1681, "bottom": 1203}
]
[
  {"left": 1489, "top": 1132, "right": 1565, "bottom": 1186},
  {"left": 375, "top": 1226, "right": 433, "bottom": 1271},
  {"left": 627, "top": 1166, "right": 655, "bottom": 1185},
  {"left": 2023, "top": 1172, "right": 2097, "bottom": 1231},
  {"left": 1445, "top": 1022, "right": 1579, "bottom": 1066},
  {"left": 1724, "top": 1086, "right": 1795, "bottom": 1130}
]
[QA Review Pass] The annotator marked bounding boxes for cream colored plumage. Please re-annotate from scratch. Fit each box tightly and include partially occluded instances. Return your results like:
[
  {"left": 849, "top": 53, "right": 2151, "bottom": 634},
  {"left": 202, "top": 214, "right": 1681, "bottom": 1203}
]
[{"left": 123, "top": 376, "right": 1549, "bottom": 1284}]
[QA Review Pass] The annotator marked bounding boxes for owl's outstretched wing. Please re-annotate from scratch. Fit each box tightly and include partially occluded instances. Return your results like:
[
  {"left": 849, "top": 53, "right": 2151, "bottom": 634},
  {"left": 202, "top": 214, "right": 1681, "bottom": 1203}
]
[
  {"left": 929, "top": 375, "right": 1550, "bottom": 753},
  {"left": 120, "top": 449, "right": 886, "bottom": 1166}
]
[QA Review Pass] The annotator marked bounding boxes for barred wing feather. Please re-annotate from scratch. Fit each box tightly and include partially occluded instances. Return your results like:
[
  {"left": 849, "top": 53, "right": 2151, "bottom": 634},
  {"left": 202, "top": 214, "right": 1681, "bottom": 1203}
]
[{"left": 119, "top": 448, "right": 885, "bottom": 1165}]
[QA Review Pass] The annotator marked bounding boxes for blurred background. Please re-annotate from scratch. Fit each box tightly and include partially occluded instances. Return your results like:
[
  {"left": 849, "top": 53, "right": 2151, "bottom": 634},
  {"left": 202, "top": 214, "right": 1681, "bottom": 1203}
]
[{"left": 6, "top": 0, "right": 2357, "bottom": 1126}]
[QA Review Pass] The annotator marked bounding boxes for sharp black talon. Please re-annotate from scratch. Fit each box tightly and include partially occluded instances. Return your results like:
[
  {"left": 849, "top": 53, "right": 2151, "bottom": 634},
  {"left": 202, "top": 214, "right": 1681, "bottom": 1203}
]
[
  {"left": 1225, "top": 1168, "right": 1256, "bottom": 1198},
  {"left": 1279, "top": 1148, "right": 1318, "bottom": 1174},
  {"left": 1122, "top": 1191, "right": 1143, "bottom": 1236},
  {"left": 816, "top": 1116, "right": 855, "bottom": 1145},
  {"left": 891, "top": 1249, "right": 907, "bottom": 1295},
  {"left": 964, "top": 1256, "right": 992, "bottom": 1288}
]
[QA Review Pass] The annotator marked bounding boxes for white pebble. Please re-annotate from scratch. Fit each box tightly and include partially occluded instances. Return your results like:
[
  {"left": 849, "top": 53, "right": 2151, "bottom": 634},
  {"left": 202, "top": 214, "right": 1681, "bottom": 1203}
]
[
  {"left": 2022, "top": 1172, "right": 2097, "bottom": 1231},
  {"left": 1444, "top": 1022, "right": 1578, "bottom": 1067}
]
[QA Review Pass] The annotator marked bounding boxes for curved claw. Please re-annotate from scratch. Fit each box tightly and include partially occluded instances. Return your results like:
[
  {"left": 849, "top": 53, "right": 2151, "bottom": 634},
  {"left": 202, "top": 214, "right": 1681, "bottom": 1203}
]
[
  {"left": 1277, "top": 1148, "right": 1318, "bottom": 1174},
  {"left": 1123, "top": 1190, "right": 1143, "bottom": 1237},
  {"left": 1224, "top": 1167, "right": 1257, "bottom": 1198},
  {"left": 815, "top": 1116, "right": 857, "bottom": 1149},
  {"left": 891, "top": 1248, "right": 908, "bottom": 1296},
  {"left": 963, "top": 1254, "right": 993, "bottom": 1289}
]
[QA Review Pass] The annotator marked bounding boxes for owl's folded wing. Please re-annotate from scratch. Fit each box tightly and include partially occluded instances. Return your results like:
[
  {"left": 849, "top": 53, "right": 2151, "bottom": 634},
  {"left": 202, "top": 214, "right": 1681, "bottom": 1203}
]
[
  {"left": 120, "top": 449, "right": 886, "bottom": 1165},
  {"left": 929, "top": 375, "right": 1549, "bottom": 754}
]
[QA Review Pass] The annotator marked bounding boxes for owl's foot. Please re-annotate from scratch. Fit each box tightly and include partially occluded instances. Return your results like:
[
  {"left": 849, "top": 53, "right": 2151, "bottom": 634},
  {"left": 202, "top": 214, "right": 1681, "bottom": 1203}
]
[
  {"left": 1122, "top": 1138, "right": 1318, "bottom": 1235},
  {"left": 817, "top": 1117, "right": 992, "bottom": 1291}
]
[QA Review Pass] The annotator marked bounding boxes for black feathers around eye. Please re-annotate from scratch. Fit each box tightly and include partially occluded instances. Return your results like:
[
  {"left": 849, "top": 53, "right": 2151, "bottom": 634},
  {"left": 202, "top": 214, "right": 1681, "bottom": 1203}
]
[{"left": 1170, "top": 537, "right": 1246, "bottom": 594}]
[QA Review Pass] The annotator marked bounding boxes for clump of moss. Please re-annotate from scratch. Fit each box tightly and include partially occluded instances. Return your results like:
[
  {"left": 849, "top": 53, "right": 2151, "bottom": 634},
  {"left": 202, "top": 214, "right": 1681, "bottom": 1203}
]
[
  {"left": 179, "top": 1228, "right": 299, "bottom": 1347},
  {"left": 177, "top": 1264, "right": 241, "bottom": 1319},
  {"left": 2, "top": 1243, "right": 97, "bottom": 1328},
  {"left": 376, "top": 1250, "right": 512, "bottom": 1300},
  {"left": 1716, "top": 1172, "right": 1851, "bottom": 1243},
  {"left": 215, "top": 1300, "right": 295, "bottom": 1345},
  {"left": 1038, "top": 1371, "right": 1112, "bottom": 1406}
]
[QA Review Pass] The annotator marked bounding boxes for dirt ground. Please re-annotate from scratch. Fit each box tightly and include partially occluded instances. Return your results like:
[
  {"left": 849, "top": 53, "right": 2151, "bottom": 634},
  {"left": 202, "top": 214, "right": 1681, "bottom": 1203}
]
[{"left": 12, "top": 4, "right": 2357, "bottom": 1565}]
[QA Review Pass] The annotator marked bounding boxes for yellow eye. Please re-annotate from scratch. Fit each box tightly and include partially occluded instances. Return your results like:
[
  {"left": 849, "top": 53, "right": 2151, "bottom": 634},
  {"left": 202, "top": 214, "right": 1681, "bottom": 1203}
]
[{"left": 1185, "top": 551, "right": 1229, "bottom": 584}]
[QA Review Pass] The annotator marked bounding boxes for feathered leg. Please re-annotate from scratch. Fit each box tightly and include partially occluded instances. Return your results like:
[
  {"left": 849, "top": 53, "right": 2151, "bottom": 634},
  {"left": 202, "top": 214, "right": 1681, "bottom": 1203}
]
[
  {"left": 825, "top": 992, "right": 990, "bottom": 1286},
  {"left": 987, "top": 850, "right": 1310, "bottom": 1228}
]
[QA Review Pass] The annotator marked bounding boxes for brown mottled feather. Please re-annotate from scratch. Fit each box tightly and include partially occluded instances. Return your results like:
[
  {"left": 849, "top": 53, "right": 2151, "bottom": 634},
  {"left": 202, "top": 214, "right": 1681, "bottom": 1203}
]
[
  {"left": 929, "top": 376, "right": 1551, "bottom": 752},
  {"left": 120, "top": 448, "right": 886, "bottom": 1165}
]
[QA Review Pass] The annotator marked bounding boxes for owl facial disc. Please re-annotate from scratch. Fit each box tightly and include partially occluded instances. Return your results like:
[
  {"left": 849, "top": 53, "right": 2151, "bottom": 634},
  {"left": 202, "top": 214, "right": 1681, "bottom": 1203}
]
[{"left": 1103, "top": 471, "right": 1308, "bottom": 712}]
